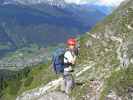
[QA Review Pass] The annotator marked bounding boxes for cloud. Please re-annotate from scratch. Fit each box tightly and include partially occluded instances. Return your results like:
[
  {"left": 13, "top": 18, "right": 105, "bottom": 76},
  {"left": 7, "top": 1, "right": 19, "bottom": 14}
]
[
  {"left": 66, "top": 0, "right": 79, "bottom": 4},
  {"left": 65, "top": 0, "right": 125, "bottom": 7},
  {"left": 95, "top": 0, "right": 125, "bottom": 6}
]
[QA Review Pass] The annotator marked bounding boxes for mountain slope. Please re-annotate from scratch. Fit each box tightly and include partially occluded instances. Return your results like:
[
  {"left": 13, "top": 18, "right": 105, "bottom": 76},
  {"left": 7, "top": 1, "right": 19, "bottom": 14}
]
[
  {"left": 0, "top": 0, "right": 133, "bottom": 100},
  {"left": 74, "top": 0, "right": 133, "bottom": 99},
  {"left": 0, "top": 3, "right": 107, "bottom": 58},
  {"left": 14, "top": 0, "right": 133, "bottom": 100}
]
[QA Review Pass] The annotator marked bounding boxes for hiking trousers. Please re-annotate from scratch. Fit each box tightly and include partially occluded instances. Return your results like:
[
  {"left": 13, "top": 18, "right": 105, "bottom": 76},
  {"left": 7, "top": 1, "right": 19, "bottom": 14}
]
[{"left": 60, "top": 70, "right": 75, "bottom": 94}]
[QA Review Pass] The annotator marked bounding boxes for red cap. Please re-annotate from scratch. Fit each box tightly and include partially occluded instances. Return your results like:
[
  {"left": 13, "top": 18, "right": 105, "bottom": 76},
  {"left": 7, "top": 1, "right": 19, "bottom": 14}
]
[{"left": 67, "top": 38, "right": 77, "bottom": 46}]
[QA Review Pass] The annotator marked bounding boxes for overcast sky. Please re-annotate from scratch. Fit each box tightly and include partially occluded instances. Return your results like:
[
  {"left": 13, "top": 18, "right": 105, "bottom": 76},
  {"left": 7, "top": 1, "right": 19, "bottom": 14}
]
[{"left": 65, "top": 0, "right": 125, "bottom": 6}]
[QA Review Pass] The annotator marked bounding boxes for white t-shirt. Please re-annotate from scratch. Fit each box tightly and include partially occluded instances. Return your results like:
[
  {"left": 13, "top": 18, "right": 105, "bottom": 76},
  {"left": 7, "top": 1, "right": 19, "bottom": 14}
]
[{"left": 64, "top": 51, "right": 76, "bottom": 64}]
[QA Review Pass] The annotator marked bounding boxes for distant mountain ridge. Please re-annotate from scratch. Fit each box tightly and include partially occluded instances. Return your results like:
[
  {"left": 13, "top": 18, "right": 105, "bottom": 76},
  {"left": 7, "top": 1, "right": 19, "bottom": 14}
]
[
  {"left": 1, "top": 0, "right": 66, "bottom": 8},
  {"left": 0, "top": 0, "right": 113, "bottom": 15},
  {"left": 0, "top": 1, "right": 110, "bottom": 57}
]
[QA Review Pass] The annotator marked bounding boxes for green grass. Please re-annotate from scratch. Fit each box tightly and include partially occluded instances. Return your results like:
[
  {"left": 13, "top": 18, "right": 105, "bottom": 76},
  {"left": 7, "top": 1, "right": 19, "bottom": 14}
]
[
  {"left": 1, "top": 62, "right": 57, "bottom": 100},
  {"left": 100, "top": 66, "right": 133, "bottom": 100},
  {"left": 0, "top": 44, "right": 10, "bottom": 49},
  {"left": 71, "top": 80, "right": 90, "bottom": 100},
  {"left": 20, "top": 63, "right": 57, "bottom": 91}
]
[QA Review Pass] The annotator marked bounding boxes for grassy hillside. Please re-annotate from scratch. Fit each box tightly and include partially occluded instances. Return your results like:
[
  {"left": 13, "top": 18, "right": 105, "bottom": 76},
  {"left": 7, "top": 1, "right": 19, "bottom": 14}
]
[
  {"left": 71, "top": 0, "right": 133, "bottom": 99},
  {"left": 0, "top": 63, "right": 57, "bottom": 100}
]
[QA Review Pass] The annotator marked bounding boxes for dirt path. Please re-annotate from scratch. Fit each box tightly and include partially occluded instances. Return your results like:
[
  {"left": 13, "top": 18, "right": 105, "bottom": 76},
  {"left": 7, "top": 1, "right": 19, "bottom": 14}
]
[{"left": 16, "top": 62, "right": 95, "bottom": 100}]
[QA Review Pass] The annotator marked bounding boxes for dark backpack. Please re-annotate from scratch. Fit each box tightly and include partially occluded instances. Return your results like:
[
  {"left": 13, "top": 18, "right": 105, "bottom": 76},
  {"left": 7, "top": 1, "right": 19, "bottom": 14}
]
[{"left": 52, "top": 48, "right": 65, "bottom": 74}]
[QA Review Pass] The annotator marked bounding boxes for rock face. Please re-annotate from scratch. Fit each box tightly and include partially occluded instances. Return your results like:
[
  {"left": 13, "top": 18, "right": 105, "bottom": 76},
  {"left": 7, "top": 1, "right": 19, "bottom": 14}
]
[{"left": 16, "top": 0, "right": 133, "bottom": 100}]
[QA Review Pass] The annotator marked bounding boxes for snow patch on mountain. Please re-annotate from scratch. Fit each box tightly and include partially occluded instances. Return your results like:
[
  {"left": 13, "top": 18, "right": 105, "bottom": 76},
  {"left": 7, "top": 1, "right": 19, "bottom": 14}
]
[{"left": 2, "top": 0, "right": 66, "bottom": 8}]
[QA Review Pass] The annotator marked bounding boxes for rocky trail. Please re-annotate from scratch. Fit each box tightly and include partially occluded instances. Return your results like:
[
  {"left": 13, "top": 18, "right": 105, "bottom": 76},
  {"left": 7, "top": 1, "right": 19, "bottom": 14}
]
[{"left": 16, "top": 62, "right": 96, "bottom": 100}]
